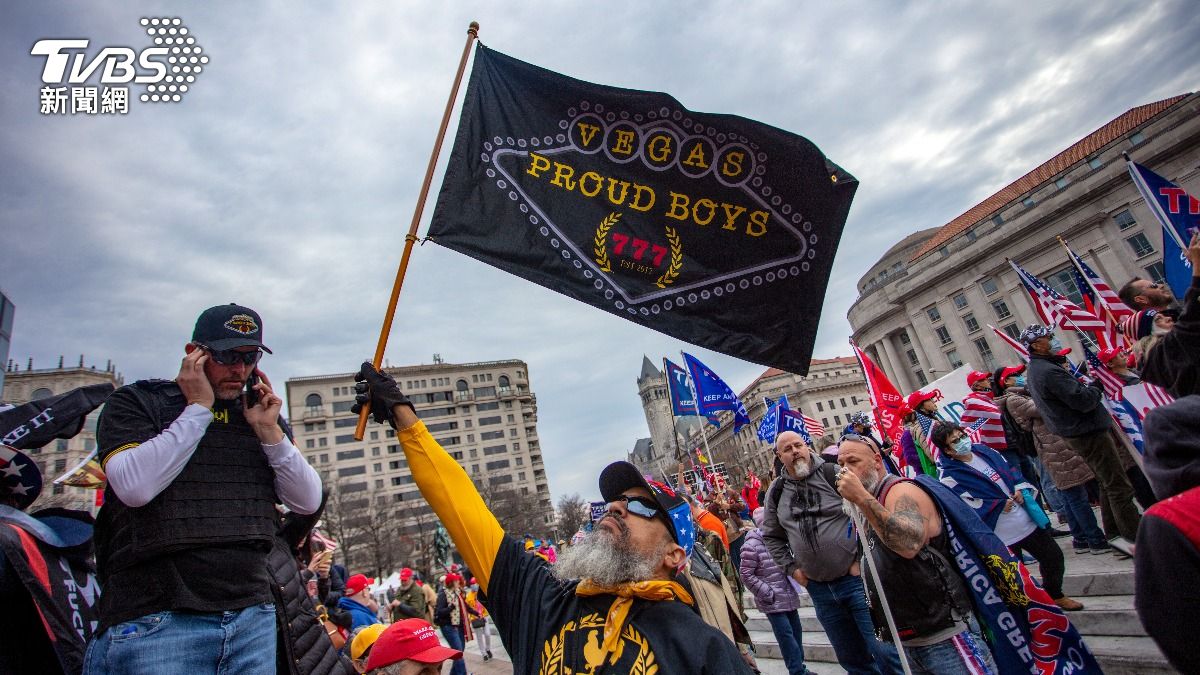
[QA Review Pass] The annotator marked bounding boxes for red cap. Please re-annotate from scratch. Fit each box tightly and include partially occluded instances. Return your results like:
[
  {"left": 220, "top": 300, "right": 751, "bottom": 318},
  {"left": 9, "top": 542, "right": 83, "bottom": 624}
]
[
  {"left": 966, "top": 371, "right": 991, "bottom": 387},
  {"left": 444, "top": 572, "right": 462, "bottom": 584},
  {"left": 345, "top": 573, "right": 374, "bottom": 596},
  {"left": 999, "top": 365, "right": 1026, "bottom": 383},
  {"left": 364, "top": 618, "right": 463, "bottom": 670},
  {"left": 906, "top": 390, "right": 940, "bottom": 410},
  {"left": 400, "top": 567, "right": 414, "bottom": 580},
  {"left": 1097, "top": 347, "right": 1123, "bottom": 364}
]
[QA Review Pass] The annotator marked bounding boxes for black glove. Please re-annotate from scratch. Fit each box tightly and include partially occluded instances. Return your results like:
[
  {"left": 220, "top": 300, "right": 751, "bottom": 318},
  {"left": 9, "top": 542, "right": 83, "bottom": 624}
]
[{"left": 352, "top": 361, "right": 413, "bottom": 425}]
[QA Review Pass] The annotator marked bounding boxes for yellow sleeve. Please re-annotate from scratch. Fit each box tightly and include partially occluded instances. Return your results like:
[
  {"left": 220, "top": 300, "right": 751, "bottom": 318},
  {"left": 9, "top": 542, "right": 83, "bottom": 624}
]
[{"left": 397, "top": 420, "right": 505, "bottom": 594}]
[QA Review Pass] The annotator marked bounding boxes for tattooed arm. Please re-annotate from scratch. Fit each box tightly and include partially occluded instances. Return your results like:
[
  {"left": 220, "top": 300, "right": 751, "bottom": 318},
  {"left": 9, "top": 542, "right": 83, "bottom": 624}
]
[{"left": 837, "top": 471, "right": 941, "bottom": 559}]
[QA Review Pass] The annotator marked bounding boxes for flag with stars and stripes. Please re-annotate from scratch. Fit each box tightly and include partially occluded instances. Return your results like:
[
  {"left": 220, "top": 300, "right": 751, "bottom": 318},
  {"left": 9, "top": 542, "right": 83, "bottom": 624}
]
[
  {"left": 990, "top": 324, "right": 1029, "bottom": 361},
  {"left": 1081, "top": 344, "right": 1125, "bottom": 401},
  {"left": 916, "top": 413, "right": 940, "bottom": 462},
  {"left": 1063, "top": 241, "right": 1132, "bottom": 347},
  {"left": 1009, "top": 259, "right": 1106, "bottom": 333},
  {"left": 963, "top": 417, "right": 989, "bottom": 446}
]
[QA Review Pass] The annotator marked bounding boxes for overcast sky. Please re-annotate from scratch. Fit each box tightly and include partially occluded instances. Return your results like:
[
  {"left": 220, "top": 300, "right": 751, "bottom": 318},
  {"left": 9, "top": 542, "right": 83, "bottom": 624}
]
[{"left": 3, "top": 2, "right": 1198, "bottom": 506}]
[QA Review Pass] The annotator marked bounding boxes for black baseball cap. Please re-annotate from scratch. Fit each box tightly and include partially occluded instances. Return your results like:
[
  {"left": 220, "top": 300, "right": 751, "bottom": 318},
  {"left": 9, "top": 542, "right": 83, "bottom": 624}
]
[
  {"left": 598, "top": 461, "right": 694, "bottom": 554},
  {"left": 192, "top": 303, "right": 272, "bottom": 353}
]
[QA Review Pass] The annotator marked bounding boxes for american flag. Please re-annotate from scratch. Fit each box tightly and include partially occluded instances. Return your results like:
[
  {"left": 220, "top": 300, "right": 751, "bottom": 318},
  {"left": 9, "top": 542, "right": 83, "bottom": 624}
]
[
  {"left": 1009, "top": 259, "right": 1106, "bottom": 332},
  {"left": 310, "top": 528, "right": 338, "bottom": 553},
  {"left": 1064, "top": 242, "right": 1133, "bottom": 344},
  {"left": 1144, "top": 382, "right": 1175, "bottom": 407},
  {"left": 800, "top": 410, "right": 826, "bottom": 438},
  {"left": 1081, "top": 344, "right": 1125, "bottom": 401},
  {"left": 990, "top": 324, "right": 1029, "bottom": 361},
  {"left": 964, "top": 418, "right": 989, "bottom": 445},
  {"left": 915, "top": 414, "right": 940, "bottom": 462}
]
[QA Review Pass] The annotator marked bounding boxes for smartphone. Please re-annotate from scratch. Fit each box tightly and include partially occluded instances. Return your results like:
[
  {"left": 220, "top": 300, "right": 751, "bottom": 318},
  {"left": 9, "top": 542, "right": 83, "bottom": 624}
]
[{"left": 245, "top": 370, "right": 261, "bottom": 408}]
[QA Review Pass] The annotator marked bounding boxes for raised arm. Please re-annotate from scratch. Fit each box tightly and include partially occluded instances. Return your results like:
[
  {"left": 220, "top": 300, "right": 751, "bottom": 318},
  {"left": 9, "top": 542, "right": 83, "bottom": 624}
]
[
  {"left": 837, "top": 471, "right": 940, "bottom": 559},
  {"left": 354, "top": 363, "right": 504, "bottom": 593}
]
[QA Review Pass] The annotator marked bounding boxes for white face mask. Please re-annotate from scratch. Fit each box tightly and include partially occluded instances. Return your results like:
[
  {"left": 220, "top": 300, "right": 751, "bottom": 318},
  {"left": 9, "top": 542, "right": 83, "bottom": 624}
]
[{"left": 952, "top": 437, "right": 973, "bottom": 456}]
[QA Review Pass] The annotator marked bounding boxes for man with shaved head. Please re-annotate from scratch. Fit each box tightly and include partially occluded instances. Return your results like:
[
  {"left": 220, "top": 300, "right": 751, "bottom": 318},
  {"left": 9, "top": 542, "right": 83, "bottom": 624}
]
[{"left": 762, "top": 431, "right": 897, "bottom": 674}]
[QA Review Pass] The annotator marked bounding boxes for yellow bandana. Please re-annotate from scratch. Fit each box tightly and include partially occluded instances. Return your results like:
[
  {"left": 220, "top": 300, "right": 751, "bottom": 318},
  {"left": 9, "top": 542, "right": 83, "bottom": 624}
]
[{"left": 574, "top": 579, "right": 694, "bottom": 663}]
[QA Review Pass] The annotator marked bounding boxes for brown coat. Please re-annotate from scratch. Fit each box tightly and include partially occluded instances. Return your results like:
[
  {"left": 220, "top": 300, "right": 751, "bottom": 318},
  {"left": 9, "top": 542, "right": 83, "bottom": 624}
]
[{"left": 999, "top": 387, "right": 1095, "bottom": 490}]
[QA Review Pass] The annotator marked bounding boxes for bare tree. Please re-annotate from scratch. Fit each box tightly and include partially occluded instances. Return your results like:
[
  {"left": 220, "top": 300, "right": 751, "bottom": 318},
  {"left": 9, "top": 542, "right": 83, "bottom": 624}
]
[
  {"left": 476, "top": 475, "right": 548, "bottom": 539},
  {"left": 556, "top": 493, "right": 589, "bottom": 540}
]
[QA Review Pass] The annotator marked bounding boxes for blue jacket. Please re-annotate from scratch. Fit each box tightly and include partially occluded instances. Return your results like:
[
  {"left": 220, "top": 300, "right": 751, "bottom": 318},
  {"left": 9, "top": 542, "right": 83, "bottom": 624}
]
[
  {"left": 336, "top": 596, "right": 377, "bottom": 632},
  {"left": 938, "top": 444, "right": 1033, "bottom": 530}
]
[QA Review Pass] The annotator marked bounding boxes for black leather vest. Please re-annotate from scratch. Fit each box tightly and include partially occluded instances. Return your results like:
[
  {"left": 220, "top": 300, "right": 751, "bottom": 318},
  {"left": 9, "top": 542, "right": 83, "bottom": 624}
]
[
  {"left": 96, "top": 381, "right": 279, "bottom": 574},
  {"left": 862, "top": 475, "right": 973, "bottom": 643}
]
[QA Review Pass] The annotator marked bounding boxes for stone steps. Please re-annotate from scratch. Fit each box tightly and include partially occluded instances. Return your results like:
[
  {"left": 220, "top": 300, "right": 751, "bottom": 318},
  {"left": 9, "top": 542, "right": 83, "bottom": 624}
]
[{"left": 744, "top": 534, "right": 1177, "bottom": 674}]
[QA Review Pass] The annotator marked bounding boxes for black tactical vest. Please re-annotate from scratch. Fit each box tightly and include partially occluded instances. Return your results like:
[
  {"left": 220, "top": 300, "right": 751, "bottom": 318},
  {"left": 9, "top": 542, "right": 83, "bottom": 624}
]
[
  {"left": 861, "top": 475, "right": 973, "bottom": 643},
  {"left": 96, "top": 381, "right": 279, "bottom": 575}
]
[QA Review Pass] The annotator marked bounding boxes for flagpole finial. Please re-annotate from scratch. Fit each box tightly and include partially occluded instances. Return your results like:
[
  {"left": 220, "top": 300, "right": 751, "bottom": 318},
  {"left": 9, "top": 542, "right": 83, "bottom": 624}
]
[{"left": 468, "top": 21, "right": 480, "bottom": 35}]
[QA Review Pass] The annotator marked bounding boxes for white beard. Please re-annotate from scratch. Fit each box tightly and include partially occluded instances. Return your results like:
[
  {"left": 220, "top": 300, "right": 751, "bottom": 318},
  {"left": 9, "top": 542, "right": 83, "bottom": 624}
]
[
  {"left": 553, "top": 518, "right": 662, "bottom": 586},
  {"left": 792, "top": 456, "right": 814, "bottom": 479}
]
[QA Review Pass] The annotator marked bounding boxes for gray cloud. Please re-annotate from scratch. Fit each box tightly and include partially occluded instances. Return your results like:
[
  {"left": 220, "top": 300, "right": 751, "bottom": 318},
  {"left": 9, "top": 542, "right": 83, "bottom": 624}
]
[{"left": 2, "top": 1, "right": 1197, "bottom": 505}]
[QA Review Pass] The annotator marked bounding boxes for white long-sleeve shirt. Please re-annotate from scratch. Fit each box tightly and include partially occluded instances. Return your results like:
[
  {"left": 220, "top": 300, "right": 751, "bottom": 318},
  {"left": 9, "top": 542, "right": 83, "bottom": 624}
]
[{"left": 105, "top": 403, "right": 322, "bottom": 513}]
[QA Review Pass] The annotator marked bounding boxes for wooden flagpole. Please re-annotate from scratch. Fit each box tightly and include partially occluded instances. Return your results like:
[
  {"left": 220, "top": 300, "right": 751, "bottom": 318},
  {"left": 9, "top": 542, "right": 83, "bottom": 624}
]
[{"left": 355, "top": 21, "right": 480, "bottom": 441}]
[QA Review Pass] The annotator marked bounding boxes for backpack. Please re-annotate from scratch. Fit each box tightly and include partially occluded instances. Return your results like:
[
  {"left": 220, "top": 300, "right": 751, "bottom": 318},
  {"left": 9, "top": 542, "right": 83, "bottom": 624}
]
[
  {"left": 999, "top": 399, "right": 1037, "bottom": 457},
  {"left": 766, "top": 461, "right": 840, "bottom": 513}
]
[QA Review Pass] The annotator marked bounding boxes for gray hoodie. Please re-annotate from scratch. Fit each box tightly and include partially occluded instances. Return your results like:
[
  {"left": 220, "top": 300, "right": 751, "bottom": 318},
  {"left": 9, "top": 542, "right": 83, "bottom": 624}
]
[{"left": 761, "top": 454, "right": 858, "bottom": 582}]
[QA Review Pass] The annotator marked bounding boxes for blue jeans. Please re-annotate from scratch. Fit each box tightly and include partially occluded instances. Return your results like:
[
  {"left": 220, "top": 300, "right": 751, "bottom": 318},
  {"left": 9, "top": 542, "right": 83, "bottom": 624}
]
[
  {"left": 1058, "top": 483, "right": 1106, "bottom": 547},
  {"left": 766, "top": 610, "right": 808, "bottom": 675},
  {"left": 83, "top": 603, "right": 276, "bottom": 675},
  {"left": 441, "top": 625, "right": 466, "bottom": 675},
  {"left": 905, "top": 627, "right": 997, "bottom": 674},
  {"left": 1030, "top": 456, "right": 1065, "bottom": 513},
  {"left": 806, "top": 574, "right": 900, "bottom": 675}
]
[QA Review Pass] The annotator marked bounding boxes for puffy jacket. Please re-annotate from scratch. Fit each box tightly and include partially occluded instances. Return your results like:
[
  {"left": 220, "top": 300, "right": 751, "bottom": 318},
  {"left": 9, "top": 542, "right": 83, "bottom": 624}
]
[
  {"left": 268, "top": 510, "right": 356, "bottom": 675},
  {"left": 998, "top": 387, "right": 1095, "bottom": 490},
  {"left": 1026, "top": 353, "right": 1110, "bottom": 438},
  {"left": 738, "top": 528, "right": 799, "bottom": 614}
]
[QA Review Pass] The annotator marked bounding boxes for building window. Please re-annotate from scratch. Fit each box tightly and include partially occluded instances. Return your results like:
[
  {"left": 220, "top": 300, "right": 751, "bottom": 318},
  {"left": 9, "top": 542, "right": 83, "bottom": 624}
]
[
  {"left": 898, "top": 330, "right": 911, "bottom": 345},
  {"left": 939, "top": 247, "right": 949, "bottom": 258},
  {"left": 337, "top": 465, "right": 366, "bottom": 478},
  {"left": 1088, "top": 156, "right": 1102, "bottom": 170},
  {"left": 965, "top": 229, "right": 977, "bottom": 243},
  {"left": 834, "top": 415, "right": 842, "bottom": 426},
  {"left": 952, "top": 293, "right": 968, "bottom": 310},
  {"left": 906, "top": 349, "right": 919, "bottom": 367},
  {"left": 304, "top": 393, "right": 322, "bottom": 412},
  {"left": 1113, "top": 209, "right": 1136, "bottom": 230},
  {"left": 336, "top": 448, "right": 363, "bottom": 461},
  {"left": 980, "top": 278, "right": 998, "bottom": 296},
  {"left": 498, "top": 375, "right": 510, "bottom": 391},
  {"left": 1022, "top": 196, "right": 1036, "bottom": 208},
  {"left": 916, "top": 370, "right": 928, "bottom": 386},
  {"left": 1126, "top": 233, "right": 1154, "bottom": 258},
  {"left": 840, "top": 397, "right": 847, "bottom": 407},
  {"left": 927, "top": 306, "right": 942, "bottom": 323},
  {"left": 1003, "top": 323, "right": 1021, "bottom": 340},
  {"left": 305, "top": 439, "right": 314, "bottom": 449},
  {"left": 936, "top": 326, "right": 952, "bottom": 345},
  {"left": 827, "top": 400, "right": 836, "bottom": 411},
  {"left": 947, "top": 350, "right": 964, "bottom": 369},
  {"left": 991, "top": 299, "right": 1011, "bottom": 320},
  {"left": 992, "top": 214, "right": 1004, "bottom": 227},
  {"left": 1145, "top": 261, "right": 1166, "bottom": 284},
  {"left": 1046, "top": 268, "right": 1086, "bottom": 306},
  {"left": 963, "top": 313, "right": 980, "bottom": 334},
  {"left": 815, "top": 401, "right": 824, "bottom": 412},
  {"left": 974, "top": 337, "right": 996, "bottom": 370},
  {"left": 1130, "top": 130, "right": 1145, "bottom": 145},
  {"left": 822, "top": 418, "right": 829, "bottom": 428},
  {"left": 1055, "top": 177, "right": 1069, "bottom": 189}
]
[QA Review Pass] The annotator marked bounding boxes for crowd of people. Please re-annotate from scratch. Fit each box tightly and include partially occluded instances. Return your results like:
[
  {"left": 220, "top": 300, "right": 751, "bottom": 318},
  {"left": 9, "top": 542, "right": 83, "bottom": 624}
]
[{"left": 0, "top": 231, "right": 1197, "bottom": 674}]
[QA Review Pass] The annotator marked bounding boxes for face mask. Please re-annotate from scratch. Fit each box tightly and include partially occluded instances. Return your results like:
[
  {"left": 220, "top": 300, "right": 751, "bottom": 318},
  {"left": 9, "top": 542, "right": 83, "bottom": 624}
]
[
  {"left": 1048, "top": 337, "right": 1064, "bottom": 353},
  {"left": 952, "top": 437, "right": 973, "bottom": 455}
]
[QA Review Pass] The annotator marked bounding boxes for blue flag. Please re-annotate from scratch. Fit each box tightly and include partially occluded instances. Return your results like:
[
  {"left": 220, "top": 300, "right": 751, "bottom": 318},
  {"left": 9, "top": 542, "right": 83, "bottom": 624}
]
[
  {"left": 663, "top": 358, "right": 698, "bottom": 417},
  {"left": 682, "top": 352, "right": 751, "bottom": 432},
  {"left": 778, "top": 407, "right": 812, "bottom": 443},
  {"left": 1127, "top": 159, "right": 1199, "bottom": 298},
  {"left": 757, "top": 396, "right": 781, "bottom": 443},
  {"left": 1163, "top": 232, "right": 1194, "bottom": 300}
]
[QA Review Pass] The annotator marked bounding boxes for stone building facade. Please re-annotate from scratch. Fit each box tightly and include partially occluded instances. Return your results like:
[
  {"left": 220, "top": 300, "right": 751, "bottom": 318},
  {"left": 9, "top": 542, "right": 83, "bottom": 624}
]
[{"left": 848, "top": 94, "right": 1200, "bottom": 394}]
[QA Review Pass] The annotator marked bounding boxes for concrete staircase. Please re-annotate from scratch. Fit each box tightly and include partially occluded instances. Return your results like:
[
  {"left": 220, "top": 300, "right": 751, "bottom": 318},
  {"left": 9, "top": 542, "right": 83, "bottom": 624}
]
[{"left": 745, "top": 537, "right": 1176, "bottom": 674}]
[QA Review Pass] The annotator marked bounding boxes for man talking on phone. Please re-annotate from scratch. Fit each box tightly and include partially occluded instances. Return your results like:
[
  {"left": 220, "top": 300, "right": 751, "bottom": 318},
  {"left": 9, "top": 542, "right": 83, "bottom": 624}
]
[{"left": 84, "top": 303, "right": 323, "bottom": 675}]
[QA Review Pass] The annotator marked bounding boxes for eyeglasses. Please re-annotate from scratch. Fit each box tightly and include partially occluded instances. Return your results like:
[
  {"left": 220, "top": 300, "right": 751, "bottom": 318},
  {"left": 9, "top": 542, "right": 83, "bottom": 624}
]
[
  {"left": 610, "top": 494, "right": 662, "bottom": 520},
  {"left": 200, "top": 346, "right": 263, "bottom": 366}
]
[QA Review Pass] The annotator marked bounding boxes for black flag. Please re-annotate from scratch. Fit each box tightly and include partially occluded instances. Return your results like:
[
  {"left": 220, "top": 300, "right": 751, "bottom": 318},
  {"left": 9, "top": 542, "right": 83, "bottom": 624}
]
[
  {"left": 429, "top": 45, "right": 858, "bottom": 373},
  {"left": 0, "top": 383, "right": 114, "bottom": 450}
]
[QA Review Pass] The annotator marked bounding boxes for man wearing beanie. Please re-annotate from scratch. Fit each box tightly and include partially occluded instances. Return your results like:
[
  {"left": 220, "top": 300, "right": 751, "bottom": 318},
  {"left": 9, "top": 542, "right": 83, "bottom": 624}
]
[{"left": 84, "top": 304, "right": 323, "bottom": 675}]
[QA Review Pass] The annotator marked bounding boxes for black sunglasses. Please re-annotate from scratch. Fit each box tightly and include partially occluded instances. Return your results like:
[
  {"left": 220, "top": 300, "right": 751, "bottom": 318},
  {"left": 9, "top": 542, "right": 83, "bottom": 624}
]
[
  {"left": 200, "top": 346, "right": 263, "bottom": 366},
  {"left": 609, "top": 494, "right": 662, "bottom": 520}
]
